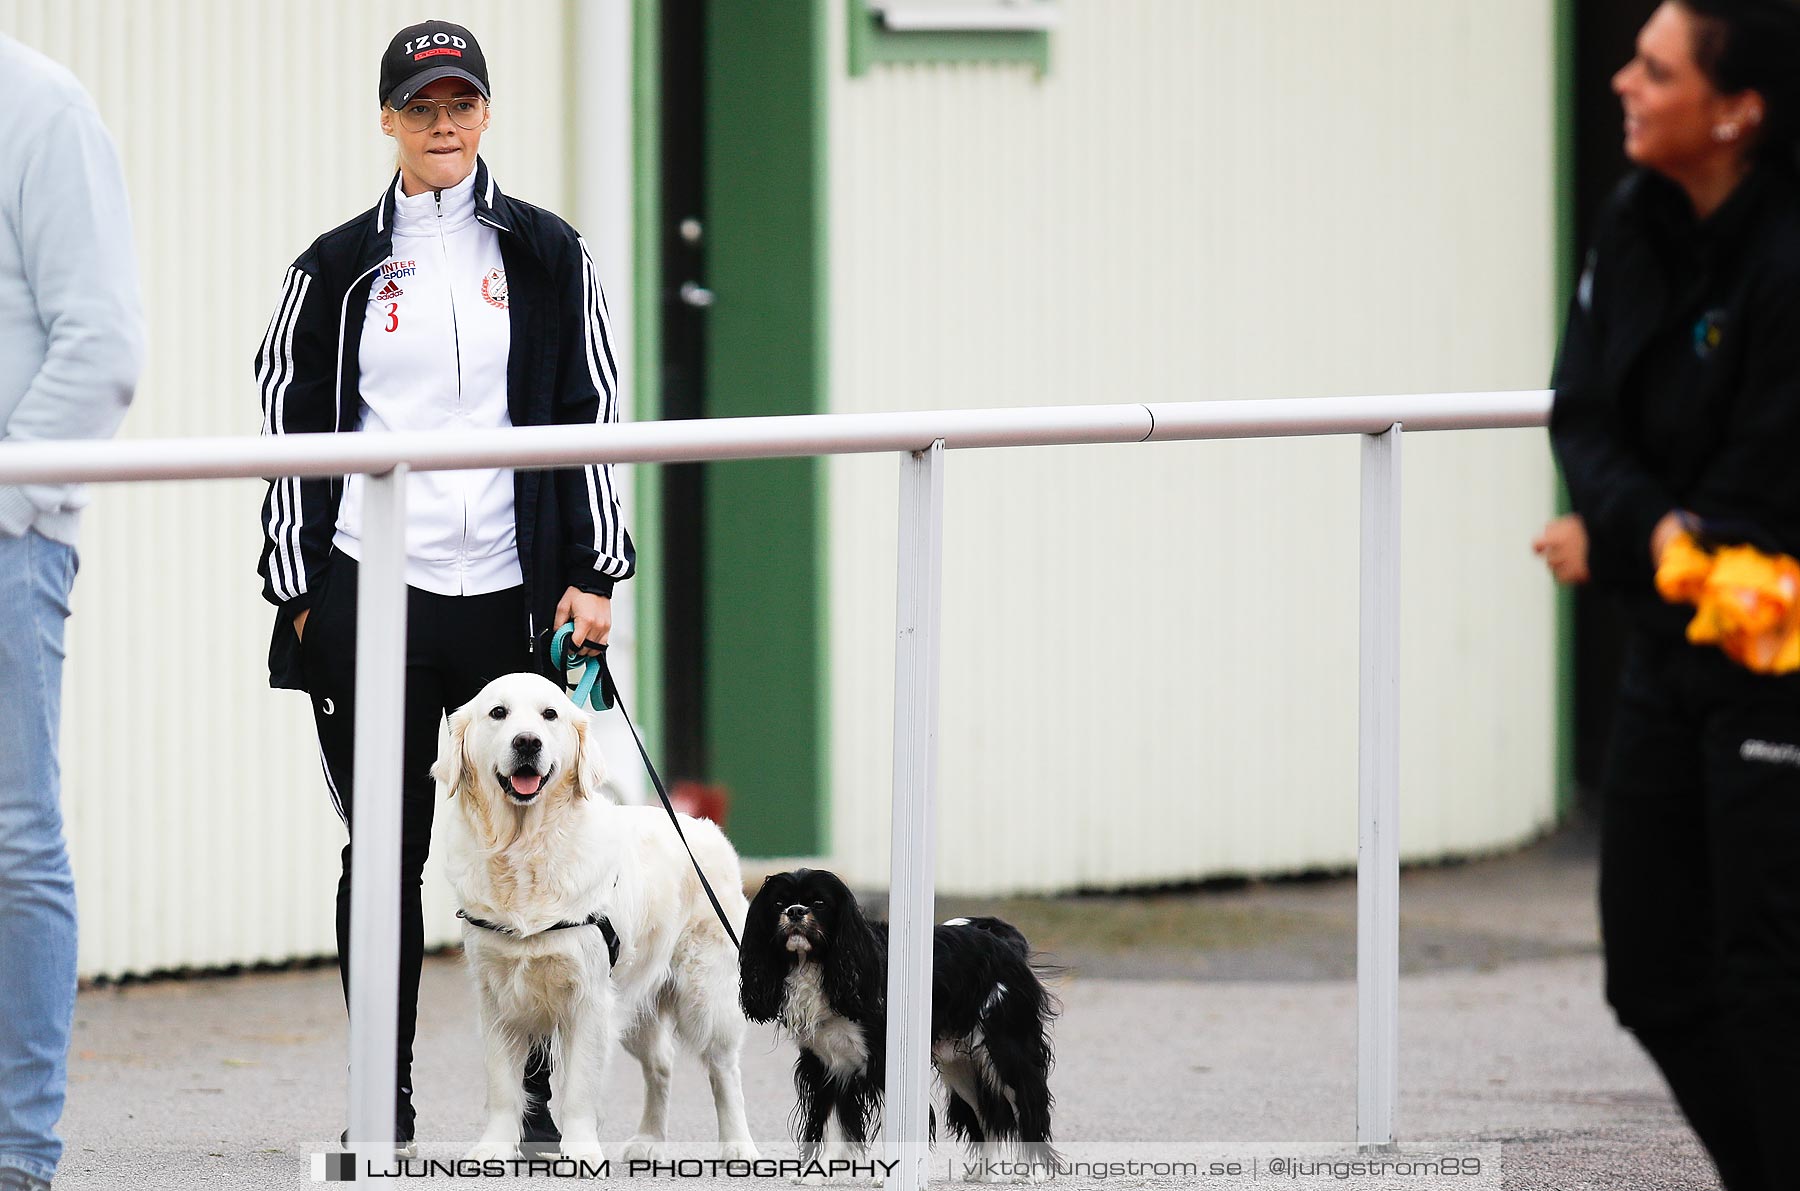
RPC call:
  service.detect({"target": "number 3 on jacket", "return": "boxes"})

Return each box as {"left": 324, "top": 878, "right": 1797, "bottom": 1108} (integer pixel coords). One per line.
{"left": 385, "top": 302, "right": 399, "bottom": 333}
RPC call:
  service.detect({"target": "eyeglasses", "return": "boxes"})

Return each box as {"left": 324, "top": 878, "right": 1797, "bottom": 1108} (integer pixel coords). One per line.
{"left": 392, "top": 95, "right": 486, "bottom": 133}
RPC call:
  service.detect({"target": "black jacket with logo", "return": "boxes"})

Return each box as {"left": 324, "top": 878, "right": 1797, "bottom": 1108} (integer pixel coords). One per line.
{"left": 1551, "top": 166, "right": 1800, "bottom": 634}
{"left": 255, "top": 158, "right": 634, "bottom": 689}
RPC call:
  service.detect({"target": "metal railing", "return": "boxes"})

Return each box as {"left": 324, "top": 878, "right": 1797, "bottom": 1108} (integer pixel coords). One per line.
{"left": 0, "top": 389, "right": 1553, "bottom": 1186}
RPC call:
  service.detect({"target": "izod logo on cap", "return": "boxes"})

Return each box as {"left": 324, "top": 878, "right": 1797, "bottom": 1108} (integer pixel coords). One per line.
{"left": 405, "top": 32, "right": 467, "bottom": 60}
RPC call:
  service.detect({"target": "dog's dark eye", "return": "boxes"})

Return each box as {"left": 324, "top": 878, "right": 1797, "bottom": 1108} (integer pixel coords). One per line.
{"left": 488, "top": 706, "right": 508, "bottom": 721}
{"left": 542, "top": 707, "right": 558, "bottom": 721}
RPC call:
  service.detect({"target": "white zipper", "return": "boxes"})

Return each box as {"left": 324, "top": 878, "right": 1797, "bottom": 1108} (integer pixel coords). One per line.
{"left": 473, "top": 209, "right": 533, "bottom": 655}
{"left": 436, "top": 188, "right": 472, "bottom": 585}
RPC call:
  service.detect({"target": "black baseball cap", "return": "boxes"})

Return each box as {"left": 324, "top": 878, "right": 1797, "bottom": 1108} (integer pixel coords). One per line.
{"left": 380, "top": 20, "right": 490, "bottom": 110}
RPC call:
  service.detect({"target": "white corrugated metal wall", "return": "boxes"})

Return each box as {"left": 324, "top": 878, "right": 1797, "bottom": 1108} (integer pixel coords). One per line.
{"left": 4, "top": 0, "right": 1562, "bottom": 970}
{"left": 826, "top": 1, "right": 1562, "bottom": 892}
{"left": 0, "top": 0, "right": 580, "bottom": 978}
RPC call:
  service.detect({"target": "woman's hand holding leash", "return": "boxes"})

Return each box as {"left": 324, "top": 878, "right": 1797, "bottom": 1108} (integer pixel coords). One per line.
{"left": 555, "top": 586, "right": 611, "bottom": 655}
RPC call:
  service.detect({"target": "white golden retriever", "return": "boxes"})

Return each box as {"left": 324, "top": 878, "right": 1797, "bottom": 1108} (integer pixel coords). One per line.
{"left": 434, "top": 672, "right": 758, "bottom": 1163}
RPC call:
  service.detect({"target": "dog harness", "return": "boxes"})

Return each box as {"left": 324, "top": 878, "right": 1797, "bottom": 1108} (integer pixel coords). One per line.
{"left": 455, "top": 908, "right": 622, "bottom": 969}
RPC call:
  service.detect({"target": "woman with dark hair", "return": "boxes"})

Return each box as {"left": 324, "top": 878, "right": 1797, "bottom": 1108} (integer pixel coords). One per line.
{"left": 1537, "top": 2, "right": 1800, "bottom": 1186}
{"left": 254, "top": 20, "right": 633, "bottom": 1151}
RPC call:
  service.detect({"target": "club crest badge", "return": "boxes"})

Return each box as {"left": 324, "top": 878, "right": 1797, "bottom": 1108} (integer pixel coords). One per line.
{"left": 482, "top": 268, "right": 509, "bottom": 310}
{"left": 1693, "top": 308, "right": 1728, "bottom": 360}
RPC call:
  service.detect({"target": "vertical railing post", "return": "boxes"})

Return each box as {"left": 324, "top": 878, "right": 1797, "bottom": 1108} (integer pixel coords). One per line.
{"left": 347, "top": 464, "right": 409, "bottom": 1160}
{"left": 886, "top": 441, "right": 945, "bottom": 1190}
{"left": 1357, "top": 424, "right": 1401, "bottom": 1147}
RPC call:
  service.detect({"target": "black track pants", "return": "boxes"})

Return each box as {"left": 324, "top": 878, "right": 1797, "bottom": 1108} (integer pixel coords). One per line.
{"left": 1599, "top": 633, "right": 1800, "bottom": 1191}
{"left": 298, "top": 553, "right": 554, "bottom": 1137}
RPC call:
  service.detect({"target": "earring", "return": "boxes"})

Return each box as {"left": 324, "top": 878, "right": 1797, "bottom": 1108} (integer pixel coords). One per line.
{"left": 1714, "top": 123, "right": 1740, "bottom": 142}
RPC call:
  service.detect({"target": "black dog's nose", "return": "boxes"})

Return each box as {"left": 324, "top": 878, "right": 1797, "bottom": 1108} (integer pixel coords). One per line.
{"left": 512, "top": 733, "right": 541, "bottom": 755}
{"left": 784, "top": 904, "right": 808, "bottom": 922}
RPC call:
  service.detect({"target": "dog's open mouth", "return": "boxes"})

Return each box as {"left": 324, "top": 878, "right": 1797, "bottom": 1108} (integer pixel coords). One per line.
{"left": 498, "top": 766, "right": 553, "bottom": 804}
{"left": 778, "top": 922, "right": 819, "bottom": 956}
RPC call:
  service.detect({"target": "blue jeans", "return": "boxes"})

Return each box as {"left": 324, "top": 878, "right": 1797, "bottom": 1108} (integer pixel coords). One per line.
{"left": 0, "top": 530, "right": 78, "bottom": 1183}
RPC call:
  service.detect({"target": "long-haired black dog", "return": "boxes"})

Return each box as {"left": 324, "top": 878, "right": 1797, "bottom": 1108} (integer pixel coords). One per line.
{"left": 739, "top": 868, "right": 1059, "bottom": 1170}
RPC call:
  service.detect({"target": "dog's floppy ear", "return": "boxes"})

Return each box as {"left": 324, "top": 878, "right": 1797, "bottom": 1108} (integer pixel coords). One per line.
{"left": 823, "top": 879, "right": 881, "bottom": 1023}
{"left": 738, "top": 878, "right": 788, "bottom": 1023}
{"left": 571, "top": 708, "right": 607, "bottom": 801}
{"left": 432, "top": 705, "right": 476, "bottom": 799}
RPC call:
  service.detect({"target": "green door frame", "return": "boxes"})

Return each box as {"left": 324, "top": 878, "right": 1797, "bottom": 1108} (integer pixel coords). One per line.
{"left": 633, "top": 1, "right": 831, "bottom": 859}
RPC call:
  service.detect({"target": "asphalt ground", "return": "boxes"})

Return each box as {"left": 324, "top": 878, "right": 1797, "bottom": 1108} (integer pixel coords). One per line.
{"left": 49, "top": 819, "right": 1721, "bottom": 1189}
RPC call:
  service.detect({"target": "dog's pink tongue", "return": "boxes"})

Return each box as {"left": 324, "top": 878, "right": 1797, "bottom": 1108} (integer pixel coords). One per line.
{"left": 510, "top": 773, "right": 543, "bottom": 797}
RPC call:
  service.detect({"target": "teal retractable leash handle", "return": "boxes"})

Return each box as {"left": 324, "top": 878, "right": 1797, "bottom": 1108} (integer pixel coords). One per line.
{"left": 550, "top": 623, "right": 614, "bottom": 712}
{"left": 550, "top": 623, "right": 741, "bottom": 951}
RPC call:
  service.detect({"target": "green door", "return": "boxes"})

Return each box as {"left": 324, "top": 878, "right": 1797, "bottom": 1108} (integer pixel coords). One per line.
{"left": 640, "top": 0, "right": 829, "bottom": 858}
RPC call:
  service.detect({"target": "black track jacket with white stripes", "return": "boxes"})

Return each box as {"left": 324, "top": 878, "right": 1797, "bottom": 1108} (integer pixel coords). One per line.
{"left": 256, "top": 158, "right": 634, "bottom": 690}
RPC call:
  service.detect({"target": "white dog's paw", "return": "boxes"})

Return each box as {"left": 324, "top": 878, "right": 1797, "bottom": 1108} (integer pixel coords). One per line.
{"left": 465, "top": 1140, "right": 521, "bottom": 1161}
{"left": 618, "top": 1135, "right": 663, "bottom": 1164}
{"left": 791, "top": 1176, "right": 825, "bottom": 1187}
{"left": 558, "top": 1138, "right": 606, "bottom": 1169}
{"left": 717, "top": 1139, "right": 760, "bottom": 1163}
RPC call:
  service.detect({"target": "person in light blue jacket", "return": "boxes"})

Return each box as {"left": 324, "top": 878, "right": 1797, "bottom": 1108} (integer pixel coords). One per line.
{"left": 0, "top": 32, "right": 144, "bottom": 1191}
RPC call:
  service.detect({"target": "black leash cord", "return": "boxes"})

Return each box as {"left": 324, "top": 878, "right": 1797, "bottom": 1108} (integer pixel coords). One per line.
{"left": 613, "top": 686, "right": 742, "bottom": 952}
{"left": 553, "top": 630, "right": 741, "bottom": 952}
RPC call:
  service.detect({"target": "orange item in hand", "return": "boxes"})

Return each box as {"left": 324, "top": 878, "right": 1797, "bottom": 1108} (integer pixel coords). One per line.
{"left": 1653, "top": 532, "right": 1714, "bottom": 605}
{"left": 1654, "top": 531, "right": 1800, "bottom": 675}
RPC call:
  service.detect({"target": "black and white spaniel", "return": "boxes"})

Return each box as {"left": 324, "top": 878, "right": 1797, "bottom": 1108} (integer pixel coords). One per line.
{"left": 739, "top": 868, "right": 1060, "bottom": 1172}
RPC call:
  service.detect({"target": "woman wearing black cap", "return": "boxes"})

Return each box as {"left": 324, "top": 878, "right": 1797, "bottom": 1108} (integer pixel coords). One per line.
{"left": 253, "top": 20, "right": 633, "bottom": 1150}
{"left": 1538, "top": 2, "right": 1800, "bottom": 1187}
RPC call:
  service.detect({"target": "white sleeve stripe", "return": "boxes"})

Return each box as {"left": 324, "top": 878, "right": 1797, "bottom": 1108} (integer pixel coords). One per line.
{"left": 584, "top": 464, "right": 606, "bottom": 568}
{"left": 578, "top": 240, "right": 618, "bottom": 417}
{"left": 271, "top": 483, "right": 292, "bottom": 601}
{"left": 274, "top": 272, "right": 314, "bottom": 598}
{"left": 261, "top": 270, "right": 311, "bottom": 601}
{"left": 578, "top": 252, "right": 607, "bottom": 563}
{"left": 595, "top": 460, "right": 627, "bottom": 574}
{"left": 576, "top": 244, "right": 624, "bottom": 569}
{"left": 259, "top": 270, "right": 304, "bottom": 598}
{"left": 579, "top": 249, "right": 603, "bottom": 398}
{"left": 574, "top": 239, "right": 629, "bottom": 579}
{"left": 577, "top": 246, "right": 608, "bottom": 415}
{"left": 258, "top": 269, "right": 303, "bottom": 434}
{"left": 278, "top": 476, "right": 302, "bottom": 600}
{"left": 583, "top": 242, "right": 627, "bottom": 570}
{"left": 267, "top": 286, "right": 302, "bottom": 599}
{"left": 270, "top": 272, "right": 310, "bottom": 600}
{"left": 593, "top": 279, "right": 620, "bottom": 416}
{"left": 257, "top": 274, "right": 302, "bottom": 598}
